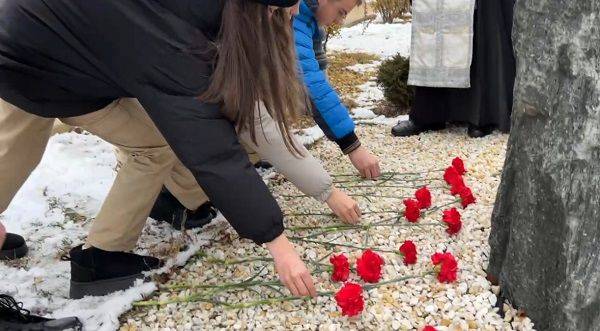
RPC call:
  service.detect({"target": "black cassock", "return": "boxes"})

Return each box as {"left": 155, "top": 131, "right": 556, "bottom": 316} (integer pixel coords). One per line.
{"left": 410, "top": 0, "right": 516, "bottom": 132}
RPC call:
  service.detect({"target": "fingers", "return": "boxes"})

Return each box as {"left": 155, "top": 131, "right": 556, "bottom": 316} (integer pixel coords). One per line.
{"left": 354, "top": 203, "right": 362, "bottom": 219}
{"left": 284, "top": 276, "right": 301, "bottom": 297}
{"left": 372, "top": 162, "right": 382, "bottom": 179}
{"left": 301, "top": 272, "right": 317, "bottom": 297}
{"left": 292, "top": 271, "right": 315, "bottom": 297}
{"left": 364, "top": 167, "right": 373, "bottom": 180}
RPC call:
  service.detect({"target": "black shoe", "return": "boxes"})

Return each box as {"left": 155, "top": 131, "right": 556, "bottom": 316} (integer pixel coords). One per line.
{"left": 0, "top": 233, "right": 28, "bottom": 261}
{"left": 0, "top": 294, "right": 82, "bottom": 330}
{"left": 467, "top": 124, "right": 494, "bottom": 138}
{"left": 391, "top": 120, "right": 445, "bottom": 137}
{"left": 67, "top": 245, "right": 163, "bottom": 299}
{"left": 149, "top": 188, "right": 217, "bottom": 231}
{"left": 254, "top": 160, "right": 273, "bottom": 170}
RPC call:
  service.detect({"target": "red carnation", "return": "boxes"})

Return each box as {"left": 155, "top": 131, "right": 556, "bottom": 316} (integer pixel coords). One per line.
{"left": 442, "top": 208, "right": 462, "bottom": 235}
{"left": 403, "top": 198, "right": 421, "bottom": 222}
{"left": 423, "top": 326, "right": 438, "bottom": 331}
{"left": 356, "top": 249, "right": 385, "bottom": 283}
{"left": 330, "top": 254, "right": 350, "bottom": 282}
{"left": 415, "top": 186, "right": 432, "bottom": 209}
{"left": 399, "top": 240, "right": 417, "bottom": 265}
{"left": 443, "top": 166, "right": 463, "bottom": 187}
{"left": 452, "top": 157, "right": 466, "bottom": 175}
{"left": 431, "top": 252, "right": 458, "bottom": 283}
{"left": 334, "top": 282, "right": 364, "bottom": 317}
{"left": 449, "top": 177, "right": 466, "bottom": 196}
{"left": 458, "top": 186, "right": 476, "bottom": 208}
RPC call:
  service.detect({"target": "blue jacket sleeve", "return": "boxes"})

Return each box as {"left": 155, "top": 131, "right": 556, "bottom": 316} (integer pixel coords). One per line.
{"left": 293, "top": 20, "right": 361, "bottom": 154}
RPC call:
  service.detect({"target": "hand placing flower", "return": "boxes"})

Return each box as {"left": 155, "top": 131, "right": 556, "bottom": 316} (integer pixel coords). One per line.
{"left": 356, "top": 249, "right": 385, "bottom": 283}
{"left": 399, "top": 240, "right": 417, "bottom": 265}
{"left": 431, "top": 252, "right": 458, "bottom": 283}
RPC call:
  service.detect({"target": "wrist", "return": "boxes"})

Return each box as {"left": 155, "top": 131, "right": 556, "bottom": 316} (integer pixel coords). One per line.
{"left": 265, "top": 234, "right": 293, "bottom": 257}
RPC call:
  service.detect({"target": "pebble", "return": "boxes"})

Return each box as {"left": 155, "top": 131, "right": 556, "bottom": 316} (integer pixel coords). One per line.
{"left": 122, "top": 106, "right": 529, "bottom": 330}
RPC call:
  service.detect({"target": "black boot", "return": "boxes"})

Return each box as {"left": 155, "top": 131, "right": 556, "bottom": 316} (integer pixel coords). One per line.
{"left": 0, "top": 294, "right": 82, "bottom": 330}
{"left": 391, "top": 120, "right": 446, "bottom": 137}
{"left": 0, "top": 233, "right": 28, "bottom": 261}
{"left": 67, "top": 245, "right": 162, "bottom": 299}
{"left": 467, "top": 124, "right": 494, "bottom": 138}
{"left": 149, "top": 188, "right": 217, "bottom": 231}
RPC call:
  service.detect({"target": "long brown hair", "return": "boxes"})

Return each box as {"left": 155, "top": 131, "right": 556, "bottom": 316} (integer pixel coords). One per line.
{"left": 201, "top": 0, "right": 305, "bottom": 156}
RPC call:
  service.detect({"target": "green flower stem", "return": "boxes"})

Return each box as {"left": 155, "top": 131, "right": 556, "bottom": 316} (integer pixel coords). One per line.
{"left": 289, "top": 237, "right": 399, "bottom": 253}
{"left": 331, "top": 169, "right": 445, "bottom": 177}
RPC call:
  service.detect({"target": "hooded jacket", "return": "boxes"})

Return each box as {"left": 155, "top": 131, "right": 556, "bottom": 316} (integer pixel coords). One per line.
{"left": 0, "top": 0, "right": 285, "bottom": 245}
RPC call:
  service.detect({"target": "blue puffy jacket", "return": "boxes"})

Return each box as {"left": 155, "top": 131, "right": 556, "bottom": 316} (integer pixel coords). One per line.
{"left": 293, "top": 0, "right": 360, "bottom": 154}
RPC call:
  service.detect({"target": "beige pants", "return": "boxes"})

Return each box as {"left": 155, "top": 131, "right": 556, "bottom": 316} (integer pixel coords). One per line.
{"left": 0, "top": 97, "right": 234, "bottom": 251}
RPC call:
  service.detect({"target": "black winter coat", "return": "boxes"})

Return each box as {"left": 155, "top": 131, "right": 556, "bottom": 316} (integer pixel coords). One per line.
{"left": 0, "top": 0, "right": 284, "bottom": 244}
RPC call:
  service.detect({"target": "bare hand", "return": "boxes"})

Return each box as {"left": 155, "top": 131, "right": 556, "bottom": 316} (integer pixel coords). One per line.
{"left": 326, "top": 187, "right": 361, "bottom": 224}
{"left": 348, "top": 146, "right": 381, "bottom": 179}
{"left": 266, "top": 235, "right": 316, "bottom": 297}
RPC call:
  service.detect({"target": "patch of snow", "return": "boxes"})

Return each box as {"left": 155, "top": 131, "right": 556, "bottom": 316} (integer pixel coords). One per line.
{"left": 328, "top": 22, "right": 412, "bottom": 58}
{"left": 294, "top": 126, "right": 325, "bottom": 146}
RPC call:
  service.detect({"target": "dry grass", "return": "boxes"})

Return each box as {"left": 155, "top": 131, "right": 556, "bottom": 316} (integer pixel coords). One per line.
{"left": 293, "top": 51, "right": 380, "bottom": 130}
{"left": 327, "top": 52, "right": 380, "bottom": 97}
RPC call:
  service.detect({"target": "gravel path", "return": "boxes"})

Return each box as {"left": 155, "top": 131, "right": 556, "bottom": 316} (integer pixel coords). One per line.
{"left": 121, "top": 125, "right": 536, "bottom": 331}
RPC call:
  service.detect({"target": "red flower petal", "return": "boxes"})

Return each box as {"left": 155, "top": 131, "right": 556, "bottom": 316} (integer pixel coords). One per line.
{"left": 431, "top": 252, "right": 458, "bottom": 283}
{"left": 415, "top": 186, "right": 432, "bottom": 209}
{"left": 330, "top": 254, "right": 350, "bottom": 282}
{"left": 452, "top": 157, "right": 466, "bottom": 175}
{"left": 335, "top": 282, "right": 364, "bottom": 317}
{"left": 443, "top": 166, "right": 463, "bottom": 187}
{"left": 403, "top": 198, "right": 421, "bottom": 222}
{"left": 356, "top": 249, "right": 385, "bottom": 283}
{"left": 458, "top": 186, "right": 476, "bottom": 208}
{"left": 399, "top": 240, "right": 417, "bottom": 265}
{"left": 442, "top": 208, "right": 462, "bottom": 235}
{"left": 423, "top": 326, "right": 438, "bottom": 331}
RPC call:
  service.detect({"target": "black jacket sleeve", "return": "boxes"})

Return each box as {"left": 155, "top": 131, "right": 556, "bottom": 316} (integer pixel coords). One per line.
{"left": 137, "top": 93, "right": 285, "bottom": 245}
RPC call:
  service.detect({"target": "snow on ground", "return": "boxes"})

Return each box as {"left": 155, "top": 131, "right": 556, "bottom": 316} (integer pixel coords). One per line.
{"left": 0, "top": 21, "right": 435, "bottom": 330}
{"left": 0, "top": 132, "right": 230, "bottom": 330}
{"left": 328, "top": 21, "right": 412, "bottom": 58}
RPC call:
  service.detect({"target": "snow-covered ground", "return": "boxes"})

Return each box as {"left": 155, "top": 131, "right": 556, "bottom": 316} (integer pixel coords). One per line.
{"left": 0, "top": 20, "right": 413, "bottom": 330}
{"left": 328, "top": 21, "right": 412, "bottom": 58}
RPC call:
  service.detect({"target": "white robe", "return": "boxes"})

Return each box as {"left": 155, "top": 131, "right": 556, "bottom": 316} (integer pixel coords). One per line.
{"left": 408, "top": 0, "right": 477, "bottom": 88}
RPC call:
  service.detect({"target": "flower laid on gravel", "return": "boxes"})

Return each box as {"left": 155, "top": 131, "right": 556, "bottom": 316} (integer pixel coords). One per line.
{"left": 330, "top": 254, "right": 350, "bottom": 282}
{"left": 422, "top": 326, "right": 438, "bottom": 331}
{"left": 431, "top": 252, "right": 459, "bottom": 283}
{"left": 443, "top": 166, "right": 463, "bottom": 187}
{"left": 415, "top": 186, "right": 432, "bottom": 209}
{"left": 398, "top": 240, "right": 417, "bottom": 265}
{"left": 334, "top": 282, "right": 364, "bottom": 317}
{"left": 452, "top": 157, "right": 466, "bottom": 175}
{"left": 458, "top": 186, "right": 476, "bottom": 208}
{"left": 403, "top": 198, "right": 421, "bottom": 222}
{"left": 356, "top": 249, "right": 385, "bottom": 283}
{"left": 442, "top": 208, "right": 462, "bottom": 235}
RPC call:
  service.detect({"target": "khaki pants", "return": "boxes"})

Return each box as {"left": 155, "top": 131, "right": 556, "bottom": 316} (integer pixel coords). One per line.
{"left": 0, "top": 97, "right": 236, "bottom": 251}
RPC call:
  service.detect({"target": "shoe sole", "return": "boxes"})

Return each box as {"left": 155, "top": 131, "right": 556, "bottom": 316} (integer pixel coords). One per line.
{"left": 0, "top": 243, "right": 28, "bottom": 261}
{"left": 70, "top": 273, "right": 146, "bottom": 299}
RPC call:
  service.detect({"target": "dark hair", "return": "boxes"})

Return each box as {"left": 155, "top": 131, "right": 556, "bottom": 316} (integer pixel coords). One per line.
{"left": 201, "top": 0, "right": 305, "bottom": 156}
